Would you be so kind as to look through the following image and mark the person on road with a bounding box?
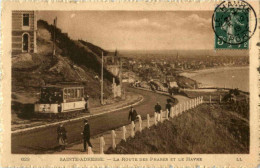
[82,119,92,152]
[154,102,161,121]
[165,99,172,117]
[128,106,137,122]
[128,106,138,122]
[57,124,67,151]
[84,94,90,113]
[128,106,138,130]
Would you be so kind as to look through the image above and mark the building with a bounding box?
[104,52,121,76]
[122,71,136,83]
[12,11,37,56]
[104,51,123,98]
[106,65,120,77]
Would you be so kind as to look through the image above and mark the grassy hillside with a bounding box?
[12,20,120,120]
[106,103,249,154]
[78,40,108,57]
[37,20,118,84]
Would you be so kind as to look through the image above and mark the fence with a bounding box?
[203,94,249,104]
[87,96,204,154]
[133,85,249,103]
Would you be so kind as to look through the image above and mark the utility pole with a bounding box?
[119,57,123,98]
[118,51,124,98]
[120,57,122,84]
[101,51,104,105]
[53,17,57,58]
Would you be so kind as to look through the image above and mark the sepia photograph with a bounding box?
[10,8,252,155]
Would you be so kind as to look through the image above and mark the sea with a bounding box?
[190,67,249,92]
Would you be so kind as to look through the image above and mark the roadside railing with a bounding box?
[88,96,204,154]
[88,86,249,154]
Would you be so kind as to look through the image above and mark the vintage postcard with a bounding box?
[1,0,260,167]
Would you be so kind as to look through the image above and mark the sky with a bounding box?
[37,11,216,51]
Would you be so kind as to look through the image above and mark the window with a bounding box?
[22,33,29,52]
[23,14,29,26]
[68,89,71,98]
[77,89,80,98]
[74,89,77,98]
[79,89,83,98]
[64,89,67,99]
[71,89,75,98]
[82,88,84,97]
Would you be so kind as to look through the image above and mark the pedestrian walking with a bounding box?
[165,99,172,117]
[57,124,67,151]
[84,94,90,113]
[81,119,92,152]
[154,102,161,121]
[128,106,138,130]
[128,106,138,122]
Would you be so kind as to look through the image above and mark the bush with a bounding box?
[224,100,249,120]
[229,88,240,96]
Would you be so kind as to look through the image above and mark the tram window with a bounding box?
[69,89,73,98]
[79,88,82,98]
[81,88,83,98]
[70,89,72,98]
[57,91,63,103]
[72,89,75,98]
[68,89,71,98]
[64,89,68,99]
[79,89,82,98]
[74,89,77,98]
[77,89,80,98]
[70,89,73,98]
[73,89,76,98]
[72,89,74,98]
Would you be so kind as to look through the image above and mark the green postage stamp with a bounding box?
[213,1,257,49]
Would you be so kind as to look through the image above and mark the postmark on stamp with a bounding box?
[212,0,257,49]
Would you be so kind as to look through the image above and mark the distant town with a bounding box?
[120,53,249,90]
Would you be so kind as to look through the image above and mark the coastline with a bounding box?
[181,66,249,78]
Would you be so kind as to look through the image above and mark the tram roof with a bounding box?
[43,84,84,89]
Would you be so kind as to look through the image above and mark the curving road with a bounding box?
[11,87,188,154]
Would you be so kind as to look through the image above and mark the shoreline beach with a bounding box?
[181,66,249,78]
[181,66,249,92]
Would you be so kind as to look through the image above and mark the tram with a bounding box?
[34,83,87,117]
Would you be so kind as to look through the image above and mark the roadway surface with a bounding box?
[11,87,176,154]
